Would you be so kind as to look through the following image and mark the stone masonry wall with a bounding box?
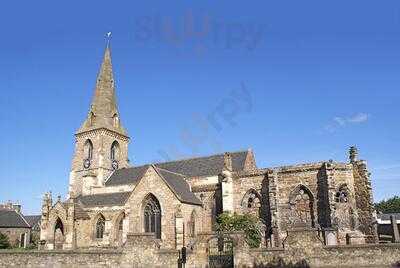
[0,227,31,247]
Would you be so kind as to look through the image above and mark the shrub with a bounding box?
[216,213,262,248]
[0,232,11,249]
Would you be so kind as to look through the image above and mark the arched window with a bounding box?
[96,215,106,239]
[143,194,161,239]
[89,112,95,126]
[113,114,119,128]
[110,141,120,161]
[241,189,262,217]
[289,185,315,228]
[84,140,93,160]
[335,184,349,203]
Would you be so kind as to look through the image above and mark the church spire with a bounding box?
[77,42,128,136]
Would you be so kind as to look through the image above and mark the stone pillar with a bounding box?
[220,153,234,214]
[267,170,281,247]
[175,206,184,249]
[391,215,400,243]
[324,161,337,227]
[64,199,76,250]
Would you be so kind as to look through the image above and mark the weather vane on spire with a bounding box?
[106,32,112,47]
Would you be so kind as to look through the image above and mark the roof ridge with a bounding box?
[151,165,201,206]
[16,210,31,228]
[154,150,249,166]
[155,167,186,177]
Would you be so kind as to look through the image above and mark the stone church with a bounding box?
[39,44,377,251]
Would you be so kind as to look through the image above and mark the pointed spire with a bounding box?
[77,42,128,136]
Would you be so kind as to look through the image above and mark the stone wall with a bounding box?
[0,227,30,247]
[1,230,400,267]
[0,250,122,267]
[235,229,400,268]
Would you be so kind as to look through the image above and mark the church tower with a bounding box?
[68,44,130,197]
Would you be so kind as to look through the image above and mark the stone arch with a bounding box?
[110,141,120,161]
[84,139,93,160]
[289,184,316,228]
[113,211,126,246]
[142,194,162,239]
[241,189,262,217]
[53,217,65,250]
[112,113,119,128]
[93,213,106,240]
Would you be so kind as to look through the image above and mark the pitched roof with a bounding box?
[77,192,131,208]
[156,168,202,206]
[77,45,127,136]
[105,151,251,187]
[0,209,30,228]
[24,215,41,228]
[155,151,250,178]
[377,213,400,221]
[105,165,149,186]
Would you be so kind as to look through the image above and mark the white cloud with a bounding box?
[347,113,369,123]
[325,113,370,132]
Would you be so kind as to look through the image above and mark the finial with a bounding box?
[349,146,358,163]
[223,152,233,172]
[106,32,112,47]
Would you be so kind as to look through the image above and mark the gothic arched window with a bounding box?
[335,184,349,203]
[111,141,120,161]
[241,189,261,217]
[96,215,105,239]
[289,185,315,228]
[189,211,197,238]
[113,114,119,128]
[84,139,93,160]
[143,194,161,239]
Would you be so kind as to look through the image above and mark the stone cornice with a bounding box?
[191,184,219,193]
[75,128,130,142]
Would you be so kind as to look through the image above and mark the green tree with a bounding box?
[375,196,400,214]
[215,213,262,248]
[0,232,11,249]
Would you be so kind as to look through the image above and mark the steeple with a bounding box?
[77,44,128,136]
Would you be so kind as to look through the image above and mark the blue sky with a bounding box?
[0,1,399,214]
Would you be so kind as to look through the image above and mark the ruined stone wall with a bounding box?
[275,163,324,235]
[353,160,377,242]
[235,229,400,268]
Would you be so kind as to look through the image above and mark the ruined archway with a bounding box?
[289,185,315,228]
[54,218,65,250]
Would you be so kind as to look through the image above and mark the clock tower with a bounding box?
[68,44,130,197]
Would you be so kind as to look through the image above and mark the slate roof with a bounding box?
[156,168,202,206]
[77,192,131,207]
[377,213,400,221]
[105,151,250,187]
[0,209,30,228]
[105,165,149,186]
[24,215,41,228]
[155,151,249,178]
